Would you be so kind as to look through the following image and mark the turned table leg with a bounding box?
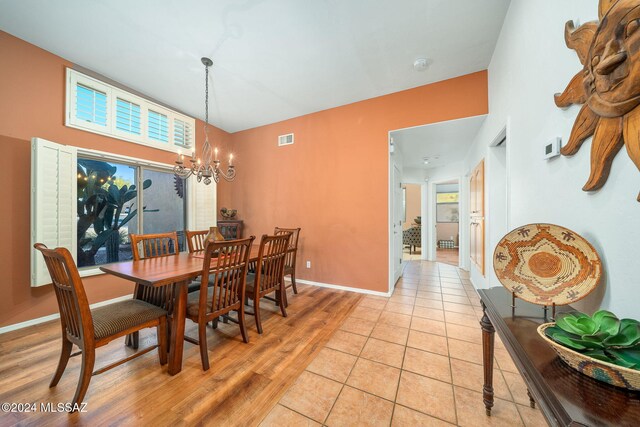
[480,301,495,416]
[527,389,536,408]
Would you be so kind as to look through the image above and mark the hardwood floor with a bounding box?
[436,248,459,266]
[0,284,362,426]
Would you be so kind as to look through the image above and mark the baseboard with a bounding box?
[0,295,132,335]
[289,278,392,297]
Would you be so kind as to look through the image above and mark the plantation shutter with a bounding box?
[31,138,77,287]
[173,118,193,148]
[190,176,216,230]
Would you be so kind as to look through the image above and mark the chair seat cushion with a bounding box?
[188,279,202,293]
[187,289,239,317]
[91,299,167,340]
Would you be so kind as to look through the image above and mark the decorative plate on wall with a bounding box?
[493,224,602,306]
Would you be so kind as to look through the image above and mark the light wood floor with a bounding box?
[436,248,459,266]
[0,284,361,426]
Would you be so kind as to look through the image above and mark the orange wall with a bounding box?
[0,32,230,327]
[217,71,488,292]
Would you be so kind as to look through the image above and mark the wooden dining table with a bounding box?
[100,246,261,375]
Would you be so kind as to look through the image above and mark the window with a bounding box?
[76,84,107,127]
[66,68,195,154]
[31,138,217,285]
[115,98,141,135]
[436,192,459,203]
[148,110,169,143]
[76,156,187,268]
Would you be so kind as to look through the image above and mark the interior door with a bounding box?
[470,160,485,275]
[393,165,403,281]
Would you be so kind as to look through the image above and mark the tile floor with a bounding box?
[259,260,548,427]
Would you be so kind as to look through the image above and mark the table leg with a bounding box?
[168,281,188,375]
[527,389,536,408]
[480,301,495,416]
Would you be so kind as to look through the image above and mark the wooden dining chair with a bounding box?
[184,236,255,370]
[185,229,209,253]
[274,227,301,295]
[245,233,291,334]
[34,243,167,408]
[128,232,179,348]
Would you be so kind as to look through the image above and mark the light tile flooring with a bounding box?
[259,260,548,427]
[403,247,422,261]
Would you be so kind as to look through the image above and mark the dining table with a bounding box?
[100,246,261,375]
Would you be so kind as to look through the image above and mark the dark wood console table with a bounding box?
[478,287,640,427]
[217,220,243,240]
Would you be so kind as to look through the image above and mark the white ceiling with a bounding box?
[0,0,510,132]
[392,115,487,169]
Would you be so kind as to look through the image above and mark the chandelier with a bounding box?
[173,57,235,185]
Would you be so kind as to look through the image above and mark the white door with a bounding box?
[393,165,403,282]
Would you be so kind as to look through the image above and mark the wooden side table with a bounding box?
[217,220,243,240]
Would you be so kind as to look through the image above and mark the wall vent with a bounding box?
[278,133,294,146]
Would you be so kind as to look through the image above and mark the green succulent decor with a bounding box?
[544,310,640,371]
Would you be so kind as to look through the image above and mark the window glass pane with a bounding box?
[142,169,187,251]
[76,84,107,126]
[116,98,141,135]
[148,110,169,143]
[77,157,140,268]
[436,192,459,203]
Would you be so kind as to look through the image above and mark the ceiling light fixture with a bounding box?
[174,57,235,185]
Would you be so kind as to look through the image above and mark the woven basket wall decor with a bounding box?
[493,224,602,306]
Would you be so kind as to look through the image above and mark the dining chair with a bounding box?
[34,243,167,408]
[128,231,179,348]
[184,236,255,370]
[185,229,209,253]
[274,227,301,296]
[245,233,291,334]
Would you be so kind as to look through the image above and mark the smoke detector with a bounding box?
[413,57,430,71]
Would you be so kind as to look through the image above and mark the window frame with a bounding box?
[66,68,196,155]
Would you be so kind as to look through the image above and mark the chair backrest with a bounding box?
[130,232,179,260]
[185,229,209,253]
[33,244,93,345]
[254,233,291,296]
[199,236,255,317]
[274,227,301,268]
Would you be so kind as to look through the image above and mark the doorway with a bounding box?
[402,183,422,261]
[434,180,460,266]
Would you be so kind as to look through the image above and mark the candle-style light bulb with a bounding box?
[229,153,233,166]
[214,147,218,161]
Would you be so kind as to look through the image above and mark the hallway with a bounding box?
[260,260,546,426]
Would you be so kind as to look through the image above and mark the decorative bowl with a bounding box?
[220,207,237,219]
[414,216,421,225]
[537,323,640,391]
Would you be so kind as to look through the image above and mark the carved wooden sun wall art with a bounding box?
[555,0,640,201]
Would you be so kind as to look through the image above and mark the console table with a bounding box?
[478,287,640,427]
[217,220,243,240]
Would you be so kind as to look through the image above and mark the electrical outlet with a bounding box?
[306,261,311,269]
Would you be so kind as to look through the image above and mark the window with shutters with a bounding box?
[32,137,216,283]
[148,110,169,143]
[66,68,195,154]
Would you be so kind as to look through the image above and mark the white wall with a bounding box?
[465,0,639,317]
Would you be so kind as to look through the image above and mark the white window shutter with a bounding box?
[189,177,216,230]
[31,138,77,287]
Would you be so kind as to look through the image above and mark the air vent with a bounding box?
[278,133,294,146]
